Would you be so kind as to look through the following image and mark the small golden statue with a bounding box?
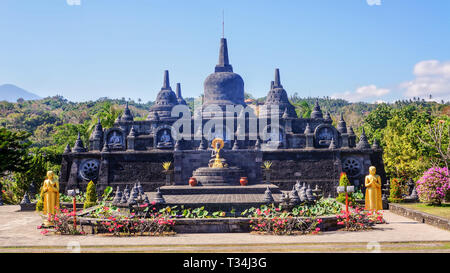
[364,166,383,211]
[40,171,60,217]
[210,138,226,168]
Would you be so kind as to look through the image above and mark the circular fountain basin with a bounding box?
[192,166,246,186]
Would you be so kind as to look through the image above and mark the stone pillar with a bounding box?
[97,155,110,193]
[340,133,349,148]
[127,136,135,150]
[66,159,80,192]
[89,138,102,151]
[305,133,314,149]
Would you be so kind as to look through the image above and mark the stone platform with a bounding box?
[147,184,283,212]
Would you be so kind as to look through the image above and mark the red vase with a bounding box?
[240,177,248,186]
[189,177,197,187]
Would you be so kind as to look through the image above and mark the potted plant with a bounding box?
[261,161,273,184]
[162,161,173,186]
[240,177,248,186]
[189,177,197,187]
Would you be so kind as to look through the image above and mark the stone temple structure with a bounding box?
[59,37,385,210]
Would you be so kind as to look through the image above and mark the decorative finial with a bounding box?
[232,139,240,150]
[215,38,233,72]
[329,137,337,149]
[356,128,371,149]
[222,9,225,39]
[64,144,71,154]
[274,68,282,88]
[176,83,187,105]
[162,70,171,90]
[304,123,312,134]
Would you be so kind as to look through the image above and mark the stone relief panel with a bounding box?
[105,128,125,150]
[78,159,100,181]
[342,156,363,178]
[314,124,337,148]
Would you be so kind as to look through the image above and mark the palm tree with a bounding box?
[87,102,123,136]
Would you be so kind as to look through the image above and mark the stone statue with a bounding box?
[40,171,60,217]
[364,166,382,211]
[109,131,121,145]
[157,130,173,148]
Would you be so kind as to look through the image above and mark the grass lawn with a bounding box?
[398,203,450,220]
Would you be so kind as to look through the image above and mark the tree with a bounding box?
[361,104,393,144]
[382,107,432,180]
[0,128,32,176]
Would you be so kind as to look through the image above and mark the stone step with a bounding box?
[156,184,281,195]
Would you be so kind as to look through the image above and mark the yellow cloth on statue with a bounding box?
[41,179,60,215]
[364,174,382,211]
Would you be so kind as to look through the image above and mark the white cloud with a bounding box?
[331,85,390,103]
[400,60,450,101]
[366,0,381,6]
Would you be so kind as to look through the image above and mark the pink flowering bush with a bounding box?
[249,216,321,235]
[97,215,175,236]
[416,167,450,205]
[336,207,385,231]
[47,207,86,235]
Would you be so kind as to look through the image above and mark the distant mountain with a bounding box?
[0,84,41,102]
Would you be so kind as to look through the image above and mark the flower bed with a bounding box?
[37,198,353,235]
[336,207,385,231]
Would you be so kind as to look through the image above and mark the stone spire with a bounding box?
[263,186,274,203]
[64,144,71,154]
[198,138,208,150]
[372,138,380,150]
[215,38,233,72]
[324,112,332,123]
[356,128,371,149]
[282,108,289,119]
[121,102,134,121]
[273,68,282,88]
[270,81,274,90]
[72,132,86,153]
[148,70,178,120]
[289,185,300,205]
[329,137,337,149]
[90,118,103,139]
[153,188,166,204]
[128,126,137,137]
[162,70,171,90]
[232,139,240,150]
[254,137,261,150]
[175,83,187,105]
[101,141,110,152]
[310,100,323,119]
[337,113,347,134]
[20,192,31,204]
[348,126,355,136]
[304,123,312,134]
[260,68,297,118]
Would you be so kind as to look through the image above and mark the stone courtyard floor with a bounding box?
[0,205,450,253]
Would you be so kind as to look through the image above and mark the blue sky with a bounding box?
[1,0,450,103]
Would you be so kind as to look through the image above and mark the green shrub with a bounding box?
[36,196,44,212]
[388,178,403,203]
[336,172,355,205]
[83,181,97,209]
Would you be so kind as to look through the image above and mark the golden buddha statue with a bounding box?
[210,138,226,168]
[364,166,383,211]
[40,171,60,216]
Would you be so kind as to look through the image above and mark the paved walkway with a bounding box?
[0,205,449,252]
